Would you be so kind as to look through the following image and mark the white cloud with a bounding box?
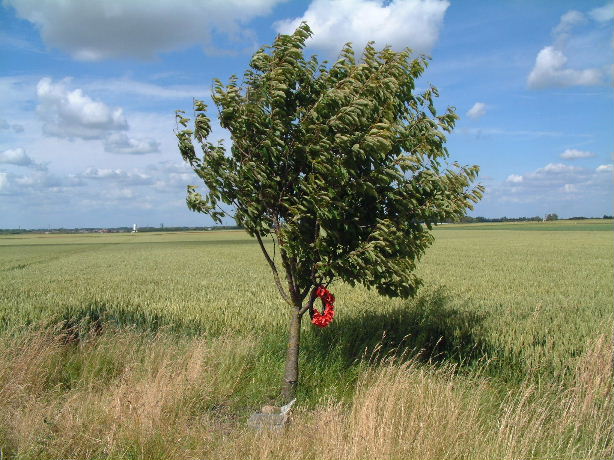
[0,160,197,211]
[560,148,595,159]
[0,147,47,170]
[589,3,614,22]
[34,77,163,155]
[37,77,128,139]
[107,188,135,200]
[466,102,487,119]
[14,173,60,188]
[103,133,159,155]
[541,162,582,174]
[5,0,284,61]
[275,0,449,55]
[562,183,578,193]
[527,46,602,89]
[0,170,84,195]
[495,162,612,206]
[506,174,523,183]
[527,5,611,89]
[553,10,586,37]
[0,148,31,166]
[79,167,154,185]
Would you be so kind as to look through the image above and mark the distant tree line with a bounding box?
[1,217,611,235]
[456,216,543,223]
[454,214,613,223]
[0,225,244,235]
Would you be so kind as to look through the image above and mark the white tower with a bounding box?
[132,224,138,233]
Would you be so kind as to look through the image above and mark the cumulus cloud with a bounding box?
[37,77,127,139]
[79,167,153,185]
[103,133,160,155]
[0,161,198,207]
[527,6,610,89]
[0,170,84,195]
[540,162,582,174]
[0,148,47,170]
[466,102,487,119]
[0,148,31,166]
[5,0,284,61]
[14,172,61,188]
[506,174,523,183]
[275,0,449,55]
[34,77,161,154]
[527,46,602,88]
[497,161,612,206]
[560,148,595,159]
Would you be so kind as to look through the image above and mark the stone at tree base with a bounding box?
[261,405,279,415]
[247,399,296,430]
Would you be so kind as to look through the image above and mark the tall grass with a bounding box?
[0,328,610,459]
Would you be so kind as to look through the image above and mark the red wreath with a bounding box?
[310,285,335,328]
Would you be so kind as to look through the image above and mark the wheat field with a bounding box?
[0,220,612,459]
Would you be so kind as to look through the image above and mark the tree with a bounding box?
[176,24,483,401]
[545,213,558,221]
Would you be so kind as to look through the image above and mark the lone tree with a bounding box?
[176,24,483,400]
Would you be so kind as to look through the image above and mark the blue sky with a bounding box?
[1,0,612,228]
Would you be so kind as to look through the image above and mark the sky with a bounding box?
[0,0,612,229]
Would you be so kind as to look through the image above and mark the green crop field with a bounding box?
[0,220,612,459]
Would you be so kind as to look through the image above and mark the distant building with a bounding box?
[132,224,138,233]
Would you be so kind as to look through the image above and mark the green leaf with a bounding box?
[176,24,482,301]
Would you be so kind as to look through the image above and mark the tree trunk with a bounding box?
[282,308,302,401]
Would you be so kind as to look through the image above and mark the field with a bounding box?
[0,220,612,459]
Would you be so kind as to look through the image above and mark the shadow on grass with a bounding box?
[53,288,499,370]
[289,287,528,403]
[303,287,492,369]
[51,300,209,343]
[41,287,524,405]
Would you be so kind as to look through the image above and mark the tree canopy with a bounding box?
[177,23,483,303]
[177,23,483,398]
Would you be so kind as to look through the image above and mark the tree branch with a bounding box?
[298,287,318,316]
[280,248,298,304]
[273,215,299,305]
[255,231,292,306]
